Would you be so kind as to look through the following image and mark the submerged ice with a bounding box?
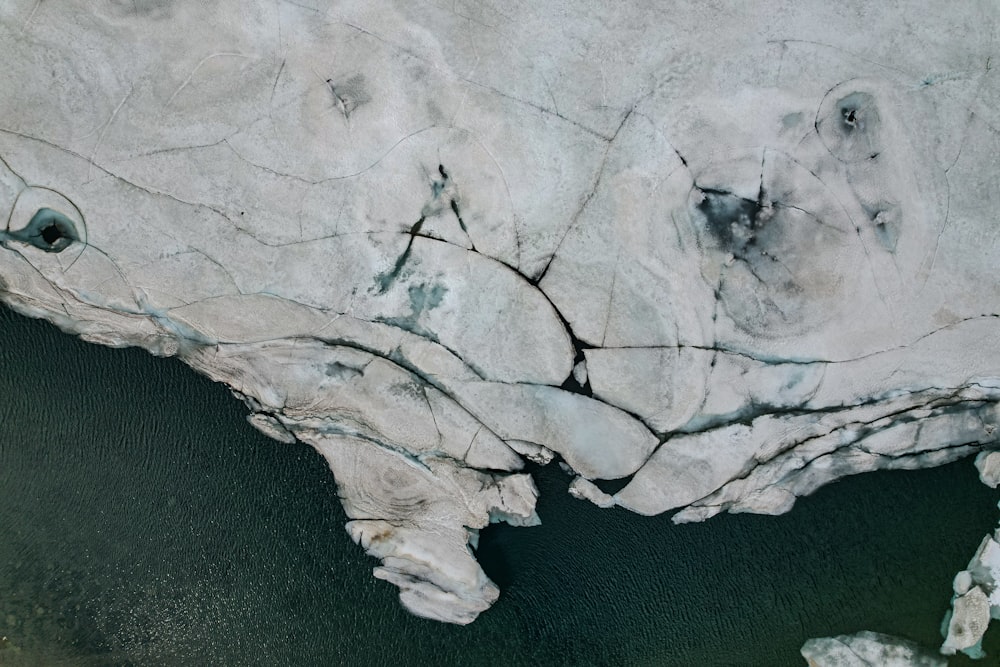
[1,0,998,626]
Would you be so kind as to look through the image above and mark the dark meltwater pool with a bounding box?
[1,306,997,666]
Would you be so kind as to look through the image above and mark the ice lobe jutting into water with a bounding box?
[0,0,998,625]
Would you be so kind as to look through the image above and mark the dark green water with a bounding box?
[1,305,997,667]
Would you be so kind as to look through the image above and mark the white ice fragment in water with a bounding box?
[975,451,1000,488]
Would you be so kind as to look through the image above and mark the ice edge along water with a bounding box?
[0,0,998,626]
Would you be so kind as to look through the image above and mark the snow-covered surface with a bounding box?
[1,0,998,623]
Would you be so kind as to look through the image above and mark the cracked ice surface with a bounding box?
[1,0,999,624]
[801,631,946,667]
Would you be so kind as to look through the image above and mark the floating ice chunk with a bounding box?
[976,451,1000,488]
[801,631,945,666]
[942,586,990,655]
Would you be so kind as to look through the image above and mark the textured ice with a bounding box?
[801,631,946,667]
[940,498,1000,657]
[1,0,998,623]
